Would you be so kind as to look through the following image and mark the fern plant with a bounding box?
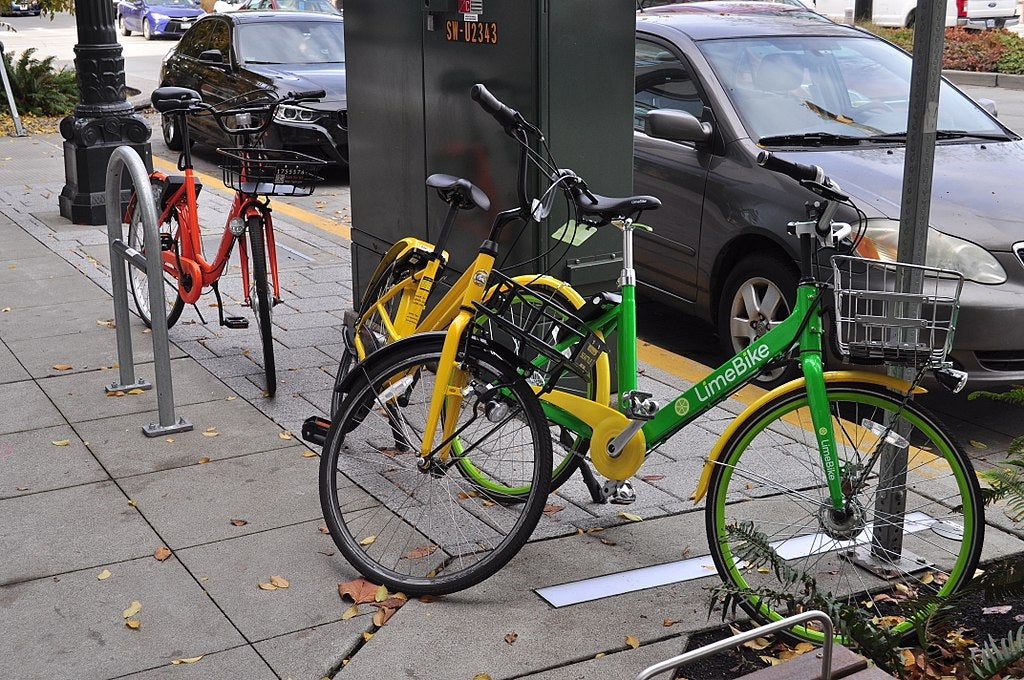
[969,625,1024,679]
[0,47,78,117]
[968,386,1024,521]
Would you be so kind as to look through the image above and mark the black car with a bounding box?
[158,11,347,165]
[633,2,1024,386]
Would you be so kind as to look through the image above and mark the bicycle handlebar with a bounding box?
[757,151,849,203]
[150,86,325,137]
[471,84,522,133]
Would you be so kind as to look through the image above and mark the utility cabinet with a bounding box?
[344,0,635,299]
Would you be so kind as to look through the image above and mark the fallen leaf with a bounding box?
[742,637,771,651]
[402,544,438,560]
[599,538,617,546]
[472,675,491,680]
[969,440,988,450]
[51,440,71,447]
[457,490,478,500]
[230,519,248,526]
[153,546,172,561]
[901,649,916,667]
[270,576,289,589]
[625,635,640,649]
[97,569,112,581]
[418,594,442,603]
[122,601,142,618]
[793,642,815,654]
[374,585,389,602]
[481,500,495,507]
[618,512,643,522]
[257,582,278,591]
[202,428,220,437]
[318,526,330,534]
[1,307,9,313]
[759,656,782,667]
[127,499,137,507]
[279,431,293,440]
[52,363,73,371]
[543,504,564,515]
[663,618,680,627]
[359,535,377,546]
[125,619,141,630]
[97,319,115,328]
[640,474,665,481]
[587,527,604,533]
[338,577,383,604]
[594,653,606,659]
[504,632,518,645]
[171,656,203,665]
[341,604,359,620]
[126,388,145,395]
[164,438,174,443]
[105,390,125,397]
[362,631,373,642]
[225,396,237,401]
[302,450,317,458]
[197,457,211,464]
[983,605,1012,615]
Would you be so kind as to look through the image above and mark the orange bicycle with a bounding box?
[123,86,327,397]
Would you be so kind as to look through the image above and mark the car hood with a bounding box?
[246,64,346,110]
[786,141,1024,252]
[149,5,204,16]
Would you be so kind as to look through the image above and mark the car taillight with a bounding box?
[957,0,966,18]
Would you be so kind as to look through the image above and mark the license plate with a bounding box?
[987,18,996,28]
[180,21,192,28]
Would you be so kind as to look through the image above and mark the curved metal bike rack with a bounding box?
[635,610,835,680]
[104,146,193,437]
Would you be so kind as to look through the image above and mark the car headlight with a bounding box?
[150,12,169,20]
[274,104,322,124]
[853,217,1006,284]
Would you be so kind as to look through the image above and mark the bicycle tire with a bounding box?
[705,380,984,642]
[320,333,552,595]
[125,190,184,329]
[247,215,277,397]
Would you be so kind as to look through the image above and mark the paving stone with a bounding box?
[272,325,347,351]
[0,253,78,283]
[253,619,375,680]
[0,424,108,500]
[120,445,321,547]
[0,229,49,260]
[175,520,361,641]
[0,555,245,679]
[73,397,293,478]
[113,645,277,680]
[273,310,345,331]
[0,273,110,309]
[520,636,689,680]
[40,357,233,424]
[0,341,29,384]
[0,481,158,584]
[279,294,352,314]
[0,379,64,435]
[0,297,116,343]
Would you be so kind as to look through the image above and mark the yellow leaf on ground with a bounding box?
[226,396,237,401]
[171,656,203,665]
[663,618,681,627]
[125,619,141,630]
[372,608,386,627]
[362,631,373,642]
[341,604,359,620]
[51,440,71,447]
[269,576,289,589]
[901,649,916,667]
[126,388,145,395]
[593,653,605,659]
[504,632,518,645]
[164,438,174,443]
[153,546,172,561]
[105,390,125,397]
[472,675,491,680]
[258,582,278,591]
[618,512,643,522]
[52,364,73,371]
[279,430,293,440]
[127,499,137,507]
[793,642,815,654]
[759,656,782,667]
[96,319,115,328]
[197,457,211,464]
[1,307,10,313]
[202,430,219,438]
[359,535,376,546]
[742,637,771,651]
[625,635,640,649]
[374,585,389,602]
[97,569,112,581]
[230,518,248,526]
[122,601,142,618]
[303,450,317,458]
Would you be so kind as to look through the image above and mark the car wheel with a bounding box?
[717,252,800,387]
[118,15,131,36]
[143,18,153,40]
[162,113,186,152]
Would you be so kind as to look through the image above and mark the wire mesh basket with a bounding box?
[472,271,606,385]
[832,255,963,366]
[218,148,326,197]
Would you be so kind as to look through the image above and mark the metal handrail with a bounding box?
[635,610,835,680]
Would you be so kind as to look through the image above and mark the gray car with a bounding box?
[633,2,1024,386]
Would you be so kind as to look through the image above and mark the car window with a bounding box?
[634,38,707,130]
[208,20,232,63]
[699,35,1006,141]
[237,20,345,64]
[178,18,214,58]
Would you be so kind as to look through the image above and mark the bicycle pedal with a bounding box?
[600,479,636,505]
[222,316,249,329]
[301,416,331,447]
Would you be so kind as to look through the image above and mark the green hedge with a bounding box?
[866,25,1024,75]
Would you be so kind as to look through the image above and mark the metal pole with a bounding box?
[0,42,26,137]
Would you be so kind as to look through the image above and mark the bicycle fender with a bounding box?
[362,238,447,303]
[690,370,927,503]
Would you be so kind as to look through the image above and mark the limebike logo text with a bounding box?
[693,343,771,403]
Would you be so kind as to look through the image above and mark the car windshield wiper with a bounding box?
[758,132,867,147]
[867,129,1014,142]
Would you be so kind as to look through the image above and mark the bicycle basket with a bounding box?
[831,255,963,366]
[472,271,606,384]
[218,148,326,197]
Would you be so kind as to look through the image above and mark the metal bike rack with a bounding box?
[104,146,193,437]
[635,610,835,680]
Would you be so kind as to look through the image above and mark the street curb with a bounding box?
[945,69,1024,90]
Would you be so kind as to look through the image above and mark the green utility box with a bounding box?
[344,0,635,300]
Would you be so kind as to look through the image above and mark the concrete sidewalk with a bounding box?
[1,130,1022,680]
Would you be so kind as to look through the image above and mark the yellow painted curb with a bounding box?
[635,340,767,406]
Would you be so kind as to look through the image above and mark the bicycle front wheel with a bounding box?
[706,380,983,641]
[320,334,552,596]
[247,215,276,397]
[125,190,184,328]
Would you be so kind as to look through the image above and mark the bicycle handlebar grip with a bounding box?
[756,151,822,184]
[288,89,326,101]
[471,83,519,130]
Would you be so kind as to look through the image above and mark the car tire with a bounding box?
[162,113,185,152]
[716,252,800,388]
[118,15,131,36]
[143,18,154,40]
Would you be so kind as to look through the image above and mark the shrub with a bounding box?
[864,24,1024,75]
[0,47,78,117]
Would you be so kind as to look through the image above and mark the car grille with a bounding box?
[165,19,194,32]
[976,350,1024,372]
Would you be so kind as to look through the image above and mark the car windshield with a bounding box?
[237,20,345,65]
[159,0,198,6]
[698,35,1008,144]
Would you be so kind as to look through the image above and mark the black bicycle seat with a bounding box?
[426,173,490,211]
[576,192,661,224]
[151,87,203,114]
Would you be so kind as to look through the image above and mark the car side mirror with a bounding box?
[198,49,227,68]
[975,97,998,117]
[644,109,712,145]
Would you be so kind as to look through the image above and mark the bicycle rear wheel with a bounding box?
[320,334,552,595]
[247,215,276,397]
[125,190,184,328]
[705,380,984,642]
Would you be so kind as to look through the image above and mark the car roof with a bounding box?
[225,9,343,24]
[637,1,859,39]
